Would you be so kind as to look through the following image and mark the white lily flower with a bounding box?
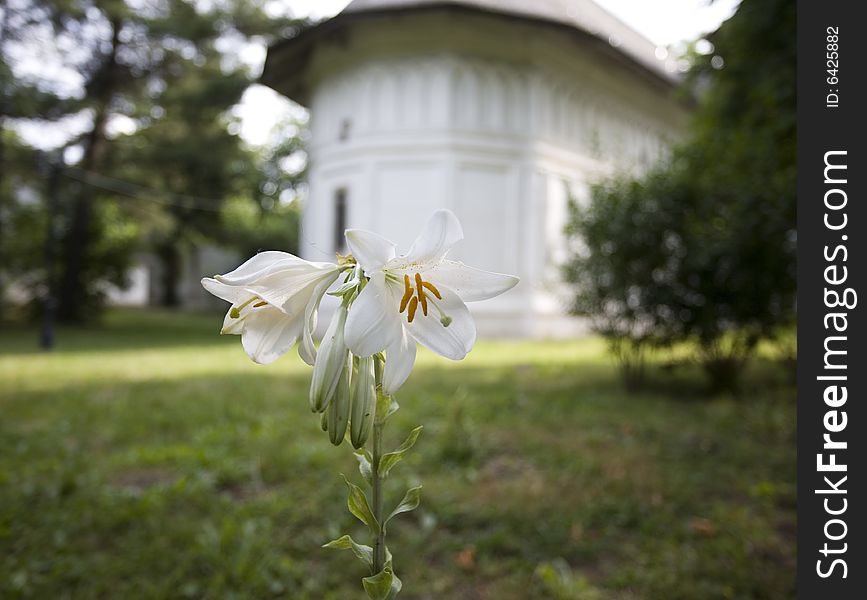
[201,251,340,365]
[344,209,519,394]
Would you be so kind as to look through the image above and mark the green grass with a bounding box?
[0,310,795,599]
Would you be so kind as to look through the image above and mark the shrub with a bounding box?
[563,0,795,392]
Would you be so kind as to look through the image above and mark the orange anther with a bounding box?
[399,286,413,313]
[421,280,442,300]
[407,297,419,323]
[414,273,428,315]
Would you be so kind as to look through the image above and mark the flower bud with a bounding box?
[309,304,349,412]
[350,356,376,449]
[328,353,352,446]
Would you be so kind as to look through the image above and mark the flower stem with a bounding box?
[371,417,386,573]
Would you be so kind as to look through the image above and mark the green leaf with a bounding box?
[379,427,423,478]
[385,397,400,419]
[342,475,379,534]
[322,534,373,569]
[375,387,398,425]
[386,572,403,600]
[354,450,373,487]
[362,565,394,600]
[386,485,422,524]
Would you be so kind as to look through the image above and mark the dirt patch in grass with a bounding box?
[111,467,177,491]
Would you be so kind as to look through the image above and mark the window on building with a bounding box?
[339,118,352,141]
[334,188,347,252]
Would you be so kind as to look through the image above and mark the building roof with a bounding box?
[261,0,674,104]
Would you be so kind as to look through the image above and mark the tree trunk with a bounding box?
[0,7,9,323]
[157,242,182,308]
[0,116,6,324]
[56,18,121,322]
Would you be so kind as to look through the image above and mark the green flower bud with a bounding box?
[350,356,376,449]
[328,353,352,446]
[309,304,349,412]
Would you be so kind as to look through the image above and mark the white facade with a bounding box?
[264,3,688,337]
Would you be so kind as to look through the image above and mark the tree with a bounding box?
[220,114,308,259]
[563,173,689,391]
[107,71,307,307]
[0,131,45,320]
[105,65,252,306]
[49,0,229,320]
[2,0,301,320]
[564,0,795,391]
[0,0,83,320]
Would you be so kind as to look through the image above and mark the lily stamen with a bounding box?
[430,298,452,327]
[399,292,413,313]
[421,280,442,300]
[230,295,262,318]
[415,273,428,316]
[395,271,453,326]
[407,296,419,322]
[399,275,414,312]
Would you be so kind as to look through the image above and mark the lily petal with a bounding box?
[382,328,417,395]
[298,274,339,366]
[220,299,255,334]
[202,277,250,305]
[405,285,475,360]
[345,273,402,357]
[215,251,304,285]
[403,209,464,263]
[345,229,397,272]
[428,260,520,302]
[239,305,304,364]
[247,264,339,312]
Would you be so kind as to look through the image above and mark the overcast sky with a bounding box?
[285,0,739,44]
[12,0,740,151]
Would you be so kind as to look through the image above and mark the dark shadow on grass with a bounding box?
[613,356,797,402]
[0,308,231,355]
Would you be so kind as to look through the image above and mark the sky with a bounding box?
[285,0,739,44]
[11,0,740,151]
[236,0,740,146]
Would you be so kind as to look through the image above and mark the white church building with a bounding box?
[261,0,689,337]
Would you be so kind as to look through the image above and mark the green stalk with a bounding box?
[370,353,388,574]
[371,417,386,573]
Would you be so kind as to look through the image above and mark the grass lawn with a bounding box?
[0,310,795,599]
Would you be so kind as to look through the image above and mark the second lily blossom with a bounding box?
[201,251,340,365]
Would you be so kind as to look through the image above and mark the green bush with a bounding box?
[563,0,795,391]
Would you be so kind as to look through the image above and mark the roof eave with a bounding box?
[260,4,680,107]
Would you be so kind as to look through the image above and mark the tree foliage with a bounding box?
[564,0,796,391]
[1,0,306,319]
